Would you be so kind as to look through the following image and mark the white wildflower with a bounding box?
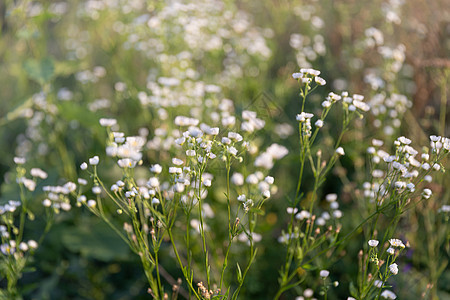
[319,270,329,278]
[381,290,397,299]
[99,118,117,127]
[287,207,298,214]
[89,156,99,165]
[150,164,162,173]
[336,147,345,156]
[315,119,324,128]
[368,240,379,247]
[389,238,405,248]
[389,263,398,275]
[30,168,48,179]
[231,173,244,186]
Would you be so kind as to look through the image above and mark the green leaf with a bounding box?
[23,57,55,85]
[437,259,448,277]
[61,221,129,261]
[57,101,101,129]
[54,60,83,77]
[296,245,303,261]
[249,207,265,215]
[16,28,39,40]
[236,263,242,283]
[349,281,359,298]
[0,289,12,300]
[301,264,314,270]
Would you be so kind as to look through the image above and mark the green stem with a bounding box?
[17,186,27,244]
[231,247,258,300]
[167,228,201,299]
[186,210,192,299]
[198,196,209,288]
[220,160,232,291]
[439,70,449,137]
[155,249,163,298]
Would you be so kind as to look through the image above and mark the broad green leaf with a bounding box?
[57,101,100,129]
[61,221,129,261]
[350,281,359,298]
[23,57,54,85]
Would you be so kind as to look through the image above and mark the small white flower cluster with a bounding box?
[278,232,299,244]
[368,93,412,136]
[111,179,161,214]
[363,136,443,206]
[190,219,209,234]
[30,168,48,179]
[237,232,262,245]
[83,98,281,236]
[104,127,146,169]
[80,156,100,170]
[378,44,406,72]
[429,135,450,154]
[238,175,275,212]
[295,288,316,300]
[74,66,107,85]
[0,225,8,238]
[254,143,289,169]
[42,182,77,212]
[13,157,26,165]
[148,104,266,163]
[361,19,406,93]
[174,116,200,127]
[322,92,341,108]
[340,91,370,112]
[364,27,384,48]
[16,177,36,192]
[14,164,47,192]
[292,68,325,86]
[325,193,343,219]
[296,112,314,137]
[0,239,38,256]
[99,118,117,127]
[380,290,397,299]
[74,0,271,88]
[274,123,294,139]
[241,110,265,133]
[290,14,327,68]
[438,205,450,213]
[148,124,221,206]
[366,237,406,294]
[286,207,298,215]
[388,238,406,249]
[242,198,254,213]
[283,194,343,233]
[12,93,60,160]
[0,200,21,215]
[294,89,370,142]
